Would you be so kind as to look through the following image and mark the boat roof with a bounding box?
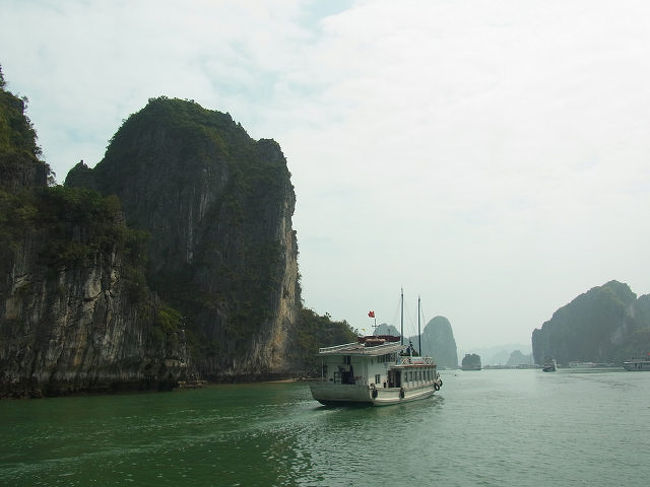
[318,340,404,356]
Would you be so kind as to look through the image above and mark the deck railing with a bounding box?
[398,356,435,365]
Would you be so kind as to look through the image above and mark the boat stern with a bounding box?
[309,382,374,406]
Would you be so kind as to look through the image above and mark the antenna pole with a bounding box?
[400,287,404,345]
[418,296,422,356]
[418,295,422,355]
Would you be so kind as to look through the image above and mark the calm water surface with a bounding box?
[1,369,649,486]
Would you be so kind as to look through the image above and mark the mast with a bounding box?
[400,287,404,345]
[418,295,422,355]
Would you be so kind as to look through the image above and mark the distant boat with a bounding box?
[623,357,650,371]
[542,358,557,372]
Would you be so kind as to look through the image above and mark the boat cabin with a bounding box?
[318,336,436,390]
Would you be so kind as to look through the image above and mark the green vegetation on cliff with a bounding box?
[0,68,188,397]
[1,69,352,392]
[67,96,313,379]
[0,65,50,192]
[289,308,358,375]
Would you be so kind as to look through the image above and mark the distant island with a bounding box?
[461,353,482,371]
[461,344,533,366]
[506,350,533,367]
[532,280,650,366]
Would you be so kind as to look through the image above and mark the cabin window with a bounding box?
[375,374,380,384]
[344,355,351,365]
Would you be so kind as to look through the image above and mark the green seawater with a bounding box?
[1,369,649,486]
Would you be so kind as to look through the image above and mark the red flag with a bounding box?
[368,310,375,318]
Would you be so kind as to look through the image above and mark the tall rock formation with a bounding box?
[0,74,189,398]
[66,97,300,380]
[532,280,650,365]
[375,317,459,368]
[418,316,459,368]
[506,350,533,366]
[374,323,401,337]
[461,353,481,370]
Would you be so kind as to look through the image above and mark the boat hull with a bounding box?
[623,360,650,371]
[309,382,437,407]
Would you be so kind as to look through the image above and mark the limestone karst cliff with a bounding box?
[1,66,357,396]
[67,97,301,380]
[531,280,650,365]
[506,350,533,366]
[418,316,459,369]
[461,353,481,370]
[0,75,189,398]
[374,316,459,368]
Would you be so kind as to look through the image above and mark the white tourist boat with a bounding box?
[309,336,442,406]
[623,357,650,371]
[310,292,443,406]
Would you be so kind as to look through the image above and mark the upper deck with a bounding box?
[318,337,403,356]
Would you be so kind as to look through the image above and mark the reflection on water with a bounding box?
[1,371,649,486]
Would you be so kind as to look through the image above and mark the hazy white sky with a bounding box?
[2,0,650,349]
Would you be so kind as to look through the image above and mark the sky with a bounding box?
[2,0,650,350]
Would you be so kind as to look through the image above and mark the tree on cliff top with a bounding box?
[0,64,51,191]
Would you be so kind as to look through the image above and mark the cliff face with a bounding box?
[0,78,189,397]
[0,225,188,398]
[67,97,300,380]
[532,280,650,365]
[418,316,459,368]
